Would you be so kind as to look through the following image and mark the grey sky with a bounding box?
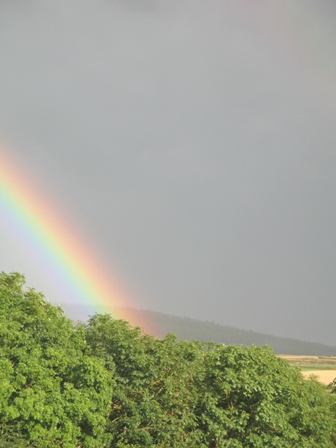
[1,0,335,344]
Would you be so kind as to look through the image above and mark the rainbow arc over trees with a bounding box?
[0,145,154,332]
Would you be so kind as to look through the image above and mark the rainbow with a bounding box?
[0,144,157,334]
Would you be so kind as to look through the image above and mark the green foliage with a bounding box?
[86,316,206,446]
[329,378,336,394]
[1,272,335,447]
[198,345,335,447]
[86,316,335,447]
[0,272,112,447]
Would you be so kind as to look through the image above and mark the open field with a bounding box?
[301,370,336,385]
[278,355,336,385]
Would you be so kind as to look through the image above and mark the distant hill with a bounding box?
[115,308,336,356]
[59,304,336,356]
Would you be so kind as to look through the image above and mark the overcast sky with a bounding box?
[1,0,335,345]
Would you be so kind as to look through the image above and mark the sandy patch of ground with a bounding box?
[302,370,336,385]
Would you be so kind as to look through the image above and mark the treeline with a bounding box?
[115,308,336,356]
[1,272,335,447]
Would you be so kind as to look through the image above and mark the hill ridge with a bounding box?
[58,303,336,355]
[115,307,336,356]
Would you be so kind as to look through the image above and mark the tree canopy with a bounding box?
[0,272,335,447]
[0,272,112,447]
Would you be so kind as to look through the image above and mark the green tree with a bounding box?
[329,378,336,394]
[85,316,336,447]
[0,272,113,447]
[197,344,335,447]
[85,315,205,447]
[1,272,335,447]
